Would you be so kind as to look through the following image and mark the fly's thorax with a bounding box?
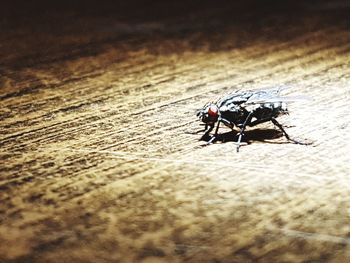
[219,103,240,113]
[219,104,247,126]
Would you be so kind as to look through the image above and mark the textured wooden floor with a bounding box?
[1,1,350,262]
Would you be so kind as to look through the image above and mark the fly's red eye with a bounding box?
[208,105,218,117]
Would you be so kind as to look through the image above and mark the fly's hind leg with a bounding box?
[271,118,308,145]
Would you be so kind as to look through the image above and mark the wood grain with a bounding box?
[1,1,350,262]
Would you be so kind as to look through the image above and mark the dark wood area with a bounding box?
[1,1,350,262]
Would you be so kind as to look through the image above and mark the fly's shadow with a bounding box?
[200,128,289,145]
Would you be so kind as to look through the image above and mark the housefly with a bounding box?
[196,85,309,152]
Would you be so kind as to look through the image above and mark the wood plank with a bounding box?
[1,1,350,262]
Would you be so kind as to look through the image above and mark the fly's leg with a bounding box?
[236,112,253,152]
[199,124,214,140]
[207,121,221,144]
[271,118,307,145]
[204,124,214,136]
[191,125,209,134]
[193,124,208,134]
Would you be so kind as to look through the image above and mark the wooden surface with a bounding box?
[1,1,350,262]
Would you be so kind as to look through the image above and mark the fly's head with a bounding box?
[196,103,219,125]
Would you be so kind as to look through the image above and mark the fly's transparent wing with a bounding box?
[215,85,296,108]
[244,85,292,102]
[249,84,291,95]
[243,95,311,105]
[216,91,252,108]
[218,85,290,103]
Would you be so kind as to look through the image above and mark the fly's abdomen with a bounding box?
[254,102,288,119]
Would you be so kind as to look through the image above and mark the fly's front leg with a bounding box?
[191,124,212,135]
[271,118,308,145]
[199,124,214,140]
[192,124,208,134]
[207,120,221,144]
[204,124,214,136]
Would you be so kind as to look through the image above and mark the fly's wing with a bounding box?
[243,85,292,102]
[215,85,297,111]
[249,84,290,95]
[216,85,291,106]
[242,84,309,105]
[243,95,310,105]
[216,90,254,108]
